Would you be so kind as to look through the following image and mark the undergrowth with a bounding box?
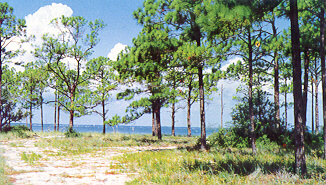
[115,139,326,185]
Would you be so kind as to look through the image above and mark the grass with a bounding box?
[1,129,326,184]
[20,152,42,165]
[114,142,326,185]
[34,132,196,156]
[0,149,13,185]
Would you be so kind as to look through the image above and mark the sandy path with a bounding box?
[0,136,138,185]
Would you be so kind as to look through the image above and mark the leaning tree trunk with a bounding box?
[290,0,307,175]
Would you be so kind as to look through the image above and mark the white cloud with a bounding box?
[107,43,127,61]
[25,3,73,42]
[220,57,243,71]
[9,3,73,68]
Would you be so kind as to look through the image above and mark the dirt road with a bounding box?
[0,136,136,185]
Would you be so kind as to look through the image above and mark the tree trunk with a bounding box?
[69,110,74,128]
[312,79,314,133]
[285,78,288,130]
[198,66,207,150]
[102,99,106,134]
[303,49,309,128]
[0,56,2,131]
[154,99,162,140]
[320,6,326,160]
[26,108,28,127]
[29,101,32,131]
[187,82,192,137]
[171,101,175,136]
[69,93,74,128]
[152,104,156,136]
[274,56,280,127]
[54,92,57,131]
[290,0,307,175]
[272,19,280,129]
[41,97,43,132]
[248,29,257,155]
[171,79,176,136]
[315,77,319,134]
[57,104,60,131]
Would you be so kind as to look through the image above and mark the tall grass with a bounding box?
[115,140,326,184]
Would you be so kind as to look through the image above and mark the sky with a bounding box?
[3,0,314,130]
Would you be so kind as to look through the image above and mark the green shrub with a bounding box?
[207,128,249,148]
[305,132,324,156]
[64,127,81,138]
[2,125,31,138]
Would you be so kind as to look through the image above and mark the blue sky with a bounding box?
[5,0,143,59]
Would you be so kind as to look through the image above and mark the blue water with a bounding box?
[11,123,218,136]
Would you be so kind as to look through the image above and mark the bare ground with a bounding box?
[0,136,146,185]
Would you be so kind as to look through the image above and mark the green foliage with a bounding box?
[231,89,287,144]
[34,15,106,127]
[2,125,31,138]
[207,128,249,148]
[64,127,81,138]
[84,56,117,126]
[0,66,26,129]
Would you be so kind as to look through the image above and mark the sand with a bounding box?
[0,136,139,185]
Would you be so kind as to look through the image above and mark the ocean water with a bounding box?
[11,123,218,136]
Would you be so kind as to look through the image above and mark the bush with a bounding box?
[230,89,288,145]
[2,125,31,138]
[305,132,323,156]
[207,128,249,148]
[64,127,81,138]
[2,125,30,132]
